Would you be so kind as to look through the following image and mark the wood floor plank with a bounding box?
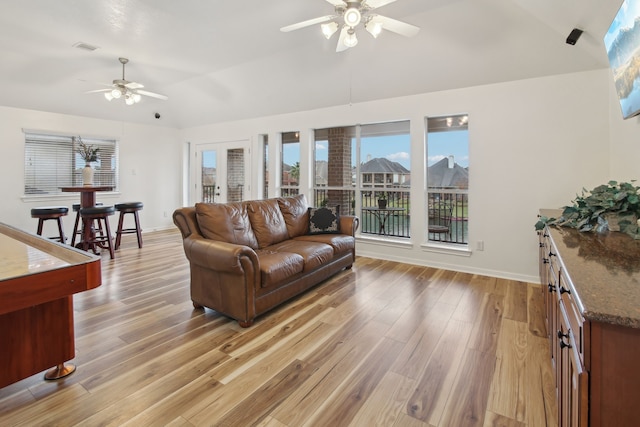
[527,283,547,339]
[212,359,316,427]
[440,348,497,427]
[405,318,473,424]
[349,371,416,427]
[0,229,556,427]
[300,336,405,427]
[185,321,335,425]
[483,410,526,427]
[272,320,390,426]
[487,319,528,422]
[503,280,528,323]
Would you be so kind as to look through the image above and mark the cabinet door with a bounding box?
[558,302,588,427]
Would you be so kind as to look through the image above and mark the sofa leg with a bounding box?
[192,301,204,309]
[238,319,254,328]
[346,265,353,269]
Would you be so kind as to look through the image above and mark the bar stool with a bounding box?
[80,205,115,259]
[71,202,104,247]
[31,206,68,243]
[114,202,143,250]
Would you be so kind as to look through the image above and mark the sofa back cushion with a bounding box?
[277,194,309,238]
[195,202,259,249]
[247,199,289,248]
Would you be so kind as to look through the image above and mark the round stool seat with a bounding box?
[81,206,115,216]
[73,202,103,212]
[115,202,144,211]
[31,206,69,217]
[31,206,68,243]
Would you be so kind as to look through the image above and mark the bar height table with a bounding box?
[60,186,113,251]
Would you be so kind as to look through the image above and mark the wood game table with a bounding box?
[0,223,101,388]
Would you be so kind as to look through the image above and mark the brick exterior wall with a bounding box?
[327,127,352,210]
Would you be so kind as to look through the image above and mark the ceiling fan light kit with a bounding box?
[280,0,419,52]
[86,57,168,106]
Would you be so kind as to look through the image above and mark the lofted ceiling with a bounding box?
[0,0,623,129]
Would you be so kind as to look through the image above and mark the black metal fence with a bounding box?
[427,190,468,244]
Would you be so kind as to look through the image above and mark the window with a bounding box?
[24,132,118,195]
[312,121,411,237]
[281,131,300,197]
[426,114,469,244]
[360,121,411,238]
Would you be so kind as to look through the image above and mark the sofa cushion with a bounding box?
[268,240,334,272]
[195,202,259,249]
[308,206,340,234]
[256,250,304,288]
[247,199,289,248]
[294,234,355,256]
[277,194,309,238]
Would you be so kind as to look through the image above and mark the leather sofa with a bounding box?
[173,194,359,327]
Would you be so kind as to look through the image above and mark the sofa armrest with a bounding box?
[183,235,259,275]
[340,215,359,236]
[173,207,199,238]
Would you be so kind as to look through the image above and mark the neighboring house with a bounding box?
[360,157,410,188]
[427,156,468,189]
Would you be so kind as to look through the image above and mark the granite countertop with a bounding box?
[540,209,640,328]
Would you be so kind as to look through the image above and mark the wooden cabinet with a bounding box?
[538,222,640,426]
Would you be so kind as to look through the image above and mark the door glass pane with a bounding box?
[202,150,217,203]
[226,148,244,203]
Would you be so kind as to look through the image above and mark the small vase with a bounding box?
[82,164,94,186]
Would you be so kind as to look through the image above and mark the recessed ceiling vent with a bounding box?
[72,42,99,52]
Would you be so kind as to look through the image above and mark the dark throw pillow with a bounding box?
[308,206,340,235]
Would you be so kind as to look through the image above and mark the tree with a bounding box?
[290,161,300,184]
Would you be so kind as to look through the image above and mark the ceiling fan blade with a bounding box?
[280,15,335,32]
[125,81,144,89]
[85,89,111,94]
[136,89,168,100]
[336,26,350,52]
[375,15,419,37]
[365,0,397,9]
[325,0,346,6]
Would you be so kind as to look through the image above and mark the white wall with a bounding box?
[0,106,182,236]
[0,69,619,281]
[182,69,612,282]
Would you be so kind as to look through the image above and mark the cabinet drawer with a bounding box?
[559,270,584,363]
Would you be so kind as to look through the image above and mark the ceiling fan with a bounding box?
[280,0,419,52]
[86,57,168,105]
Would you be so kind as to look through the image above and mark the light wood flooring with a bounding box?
[0,229,557,426]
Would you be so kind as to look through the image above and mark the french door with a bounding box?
[191,141,250,204]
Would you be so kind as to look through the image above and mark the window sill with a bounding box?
[21,191,121,203]
[356,234,414,249]
[421,242,471,257]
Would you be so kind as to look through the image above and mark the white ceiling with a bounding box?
[0,0,622,129]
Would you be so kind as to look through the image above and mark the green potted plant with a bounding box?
[535,180,640,239]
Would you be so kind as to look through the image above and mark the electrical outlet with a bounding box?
[476,240,484,251]
[163,211,168,218]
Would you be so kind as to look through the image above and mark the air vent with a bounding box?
[72,42,99,52]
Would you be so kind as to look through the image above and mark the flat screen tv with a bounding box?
[604,0,640,119]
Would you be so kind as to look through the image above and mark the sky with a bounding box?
[604,0,640,50]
